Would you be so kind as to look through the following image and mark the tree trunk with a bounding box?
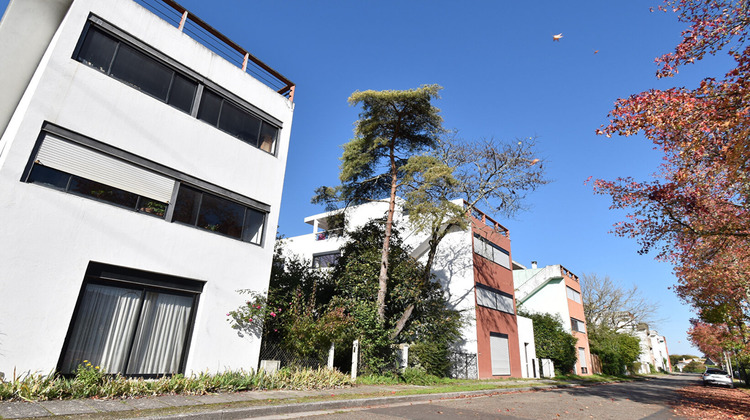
[377,138,398,322]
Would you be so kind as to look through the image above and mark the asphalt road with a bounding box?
[284,374,697,420]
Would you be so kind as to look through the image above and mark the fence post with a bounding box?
[351,339,359,380]
[399,344,409,372]
[327,343,335,369]
[177,11,188,32]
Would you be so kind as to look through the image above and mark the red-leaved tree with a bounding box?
[593,0,750,370]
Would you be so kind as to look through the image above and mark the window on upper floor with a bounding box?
[77,26,197,113]
[26,133,173,218]
[475,284,515,314]
[312,251,340,269]
[571,317,586,333]
[172,185,265,244]
[24,126,268,246]
[566,286,582,304]
[197,89,278,153]
[473,234,511,270]
[74,19,280,155]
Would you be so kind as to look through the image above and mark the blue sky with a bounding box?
[4,0,737,356]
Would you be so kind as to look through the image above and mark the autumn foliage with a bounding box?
[593,0,750,365]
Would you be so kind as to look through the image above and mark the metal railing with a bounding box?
[132,0,295,101]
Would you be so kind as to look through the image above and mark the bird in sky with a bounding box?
[594,50,599,54]
[553,33,563,41]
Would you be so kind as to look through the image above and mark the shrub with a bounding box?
[0,366,352,402]
[400,367,443,385]
[409,341,451,377]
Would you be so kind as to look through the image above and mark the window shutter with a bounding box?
[490,333,511,375]
[476,286,495,308]
[578,348,587,368]
[496,293,515,313]
[36,134,174,202]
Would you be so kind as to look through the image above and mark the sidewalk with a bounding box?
[0,379,573,419]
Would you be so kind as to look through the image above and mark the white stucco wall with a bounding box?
[514,276,570,332]
[517,315,538,378]
[0,0,293,376]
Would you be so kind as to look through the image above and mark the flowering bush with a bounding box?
[227,290,280,338]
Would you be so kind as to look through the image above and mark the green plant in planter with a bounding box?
[140,201,166,217]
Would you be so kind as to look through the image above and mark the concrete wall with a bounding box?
[0,0,73,138]
[0,0,293,376]
[517,315,538,378]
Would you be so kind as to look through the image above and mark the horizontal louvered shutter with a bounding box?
[496,293,515,314]
[476,286,496,308]
[490,333,511,375]
[35,135,174,203]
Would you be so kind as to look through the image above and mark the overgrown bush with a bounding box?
[520,311,577,374]
[409,341,451,377]
[588,327,640,376]
[400,367,444,385]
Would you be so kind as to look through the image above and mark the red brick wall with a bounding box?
[471,216,522,378]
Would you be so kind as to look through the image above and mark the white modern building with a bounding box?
[284,200,539,379]
[629,324,671,374]
[0,0,294,377]
[513,263,592,375]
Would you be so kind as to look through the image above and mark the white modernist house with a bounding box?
[630,324,672,374]
[0,0,294,377]
[513,262,593,376]
[284,200,539,379]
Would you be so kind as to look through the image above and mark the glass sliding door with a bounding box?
[127,292,193,375]
[61,279,198,376]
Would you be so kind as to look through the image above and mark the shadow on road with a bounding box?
[551,374,698,406]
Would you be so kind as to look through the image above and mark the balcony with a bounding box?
[132,0,294,101]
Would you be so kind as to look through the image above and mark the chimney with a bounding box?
[531,261,537,269]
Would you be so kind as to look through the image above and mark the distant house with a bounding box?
[284,200,539,379]
[0,0,294,377]
[628,324,672,373]
[513,263,592,375]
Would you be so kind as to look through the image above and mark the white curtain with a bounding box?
[127,292,193,375]
[61,284,142,374]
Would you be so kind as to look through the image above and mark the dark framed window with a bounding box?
[59,262,203,377]
[173,185,265,244]
[312,251,340,268]
[27,164,168,218]
[24,126,270,246]
[75,20,281,155]
[473,234,511,270]
[198,88,278,153]
[77,25,197,113]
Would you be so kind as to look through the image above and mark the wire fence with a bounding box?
[258,342,325,370]
[449,351,478,379]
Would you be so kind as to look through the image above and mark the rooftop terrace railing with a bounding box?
[133,0,295,102]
